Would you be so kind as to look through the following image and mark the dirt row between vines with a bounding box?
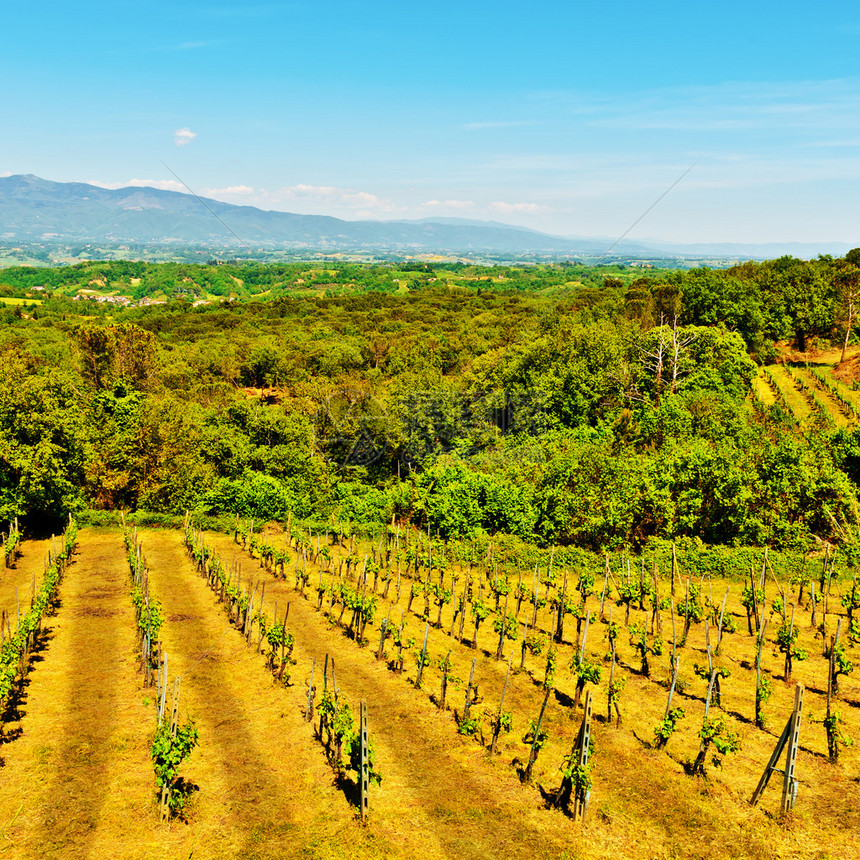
[0,537,54,627]
[0,529,370,860]
[0,529,152,859]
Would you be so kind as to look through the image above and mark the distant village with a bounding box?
[71,292,214,308]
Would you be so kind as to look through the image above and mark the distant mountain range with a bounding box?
[0,174,855,260]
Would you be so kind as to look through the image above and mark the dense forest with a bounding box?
[2,254,860,553]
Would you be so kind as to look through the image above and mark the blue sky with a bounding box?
[4,0,860,244]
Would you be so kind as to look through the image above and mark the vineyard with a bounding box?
[0,520,856,860]
[755,360,860,429]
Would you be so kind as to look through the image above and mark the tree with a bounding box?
[0,347,89,524]
[74,323,157,390]
[835,258,860,365]
[757,257,834,351]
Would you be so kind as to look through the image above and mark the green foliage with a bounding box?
[827,641,854,681]
[0,348,89,522]
[318,690,382,787]
[151,718,199,817]
[676,583,705,624]
[522,718,549,753]
[2,257,860,555]
[559,752,592,795]
[756,674,773,709]
[543,645,558,689]
[492,612,519,642]
[0,518,77,703]
[627,623,662,677]
[823,710,854,761]
[570,653,601,686]
[776,621,808,662]
[524,632,547,656]
[694,663,731,683]
[608,676,626,707]
[699,715,740,757]
[458,714,483,737]
[2,524,21,564]
[654,707,685,748]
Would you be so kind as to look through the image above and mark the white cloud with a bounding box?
[488,201,552,215]
[423,199,475,209]
[203,184,255,195]
[174,127,197,147]
[271,184,399,212]
[89,178,186,192]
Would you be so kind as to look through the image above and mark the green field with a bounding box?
[0,296,42,306]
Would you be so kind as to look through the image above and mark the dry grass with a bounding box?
[751,372,776,407]
[0,537,53,623]
[0,526,856,859]
[208,526,860,860]
[0,528,154,859]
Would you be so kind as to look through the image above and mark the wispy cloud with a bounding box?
[268,184,401,213]
[149,39,224,52]
[423,199,475,209]
[195,3,294,18]
[488,200,552,215]
[570,78,860,133]
[174,127,197,147]
[174,40,213,50]
[203,184,255,196]
[808,139,860,148]
[89,178,186,192]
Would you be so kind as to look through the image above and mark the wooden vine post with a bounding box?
[415,621,429,688]
[754,617,769,728]
[750,684,804,815]
[551,688,594,818]
[160,677,182,822]
[825,619,842,762]
[462,657,478,722]
[523,687,551,783]
[359,700,369,822]
[489,656,512,754]
[305,658,316,722]
[573,688,594,822]
[691,668,718,775]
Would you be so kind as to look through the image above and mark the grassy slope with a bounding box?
[766,365,814,424]
[138,528,376,860]
[0,537,53,625]
[792,367,854,428]
[751,371,776,407]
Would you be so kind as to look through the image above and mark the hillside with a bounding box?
[2,175,855,261]
[0,174,634,255]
